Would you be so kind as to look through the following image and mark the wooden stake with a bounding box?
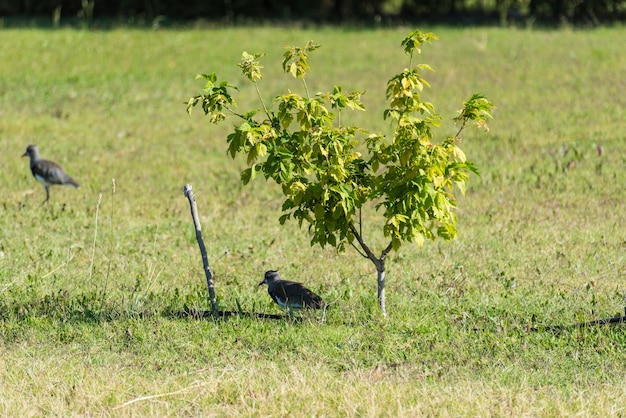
[183,184,219,317]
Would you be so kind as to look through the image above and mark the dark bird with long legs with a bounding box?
[258,270,325,310]
[22,145,80,204]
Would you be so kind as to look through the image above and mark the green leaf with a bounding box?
[437,223,457,240]
[186,96,199,115]
[314,204,325,220]
[196,72,217,82]
[239,51,266,82]
[282,41,321,79]
[401,30,438,56]
[413,233,424,248]
[455,93,496,131]
[243,110,260,120]
[241,167,253,185]
[455,180,467,196]
[327,233,337,247]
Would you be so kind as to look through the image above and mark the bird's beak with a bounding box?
[258,280,265,286]
[22,152,27,157]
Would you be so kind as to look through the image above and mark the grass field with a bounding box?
[0,24,625,416]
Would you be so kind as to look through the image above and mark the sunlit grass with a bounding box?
[0,25,625,415]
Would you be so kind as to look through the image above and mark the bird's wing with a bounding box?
[281,281,325,309]
[33,160,78,187]
[300,288,325,308]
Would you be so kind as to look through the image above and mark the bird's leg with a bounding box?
[41,187,50,205]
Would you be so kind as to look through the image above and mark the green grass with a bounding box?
[0,25,625,415]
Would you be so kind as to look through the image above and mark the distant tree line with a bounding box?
[1,0,625,25]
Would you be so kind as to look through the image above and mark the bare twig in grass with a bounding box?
[42,245,78,279]
[183,184,219,317]
[88,193,103,282]
[100,179,116,310]
[0,278,20,294]
[112,381,210,410]
[317,292,344,324]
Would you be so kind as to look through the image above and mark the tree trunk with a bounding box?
[376,261,386,317]
[348,222,391,317]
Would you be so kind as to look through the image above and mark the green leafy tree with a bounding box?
[187,30,494,316]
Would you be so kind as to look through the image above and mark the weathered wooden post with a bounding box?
[183,184,219,317]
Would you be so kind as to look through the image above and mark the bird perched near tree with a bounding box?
[258,270,325,310]
[22,144,80,204]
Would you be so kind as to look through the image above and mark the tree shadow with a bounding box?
[529,312,626,332]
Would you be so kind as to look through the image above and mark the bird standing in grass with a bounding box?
[22,145,80,204]
[258,270,325,310]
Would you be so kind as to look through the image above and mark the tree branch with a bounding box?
[350,240,368,259]
[254,81,272,122]
[381,241,394,260]
[348,210,372,259]
[454,118,467,138]
[349,222,377,264]
[224,104,248,121]
[302,78,311,100]
[359,207,363,238]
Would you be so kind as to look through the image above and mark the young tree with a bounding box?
[187,30,494,316]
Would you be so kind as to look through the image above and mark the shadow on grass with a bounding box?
[529,312,626,332]
[0,289,295,324]
[4,289,622,329]
[166,309,288,321]
[471,309,626,333]
[0,304,292,323]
